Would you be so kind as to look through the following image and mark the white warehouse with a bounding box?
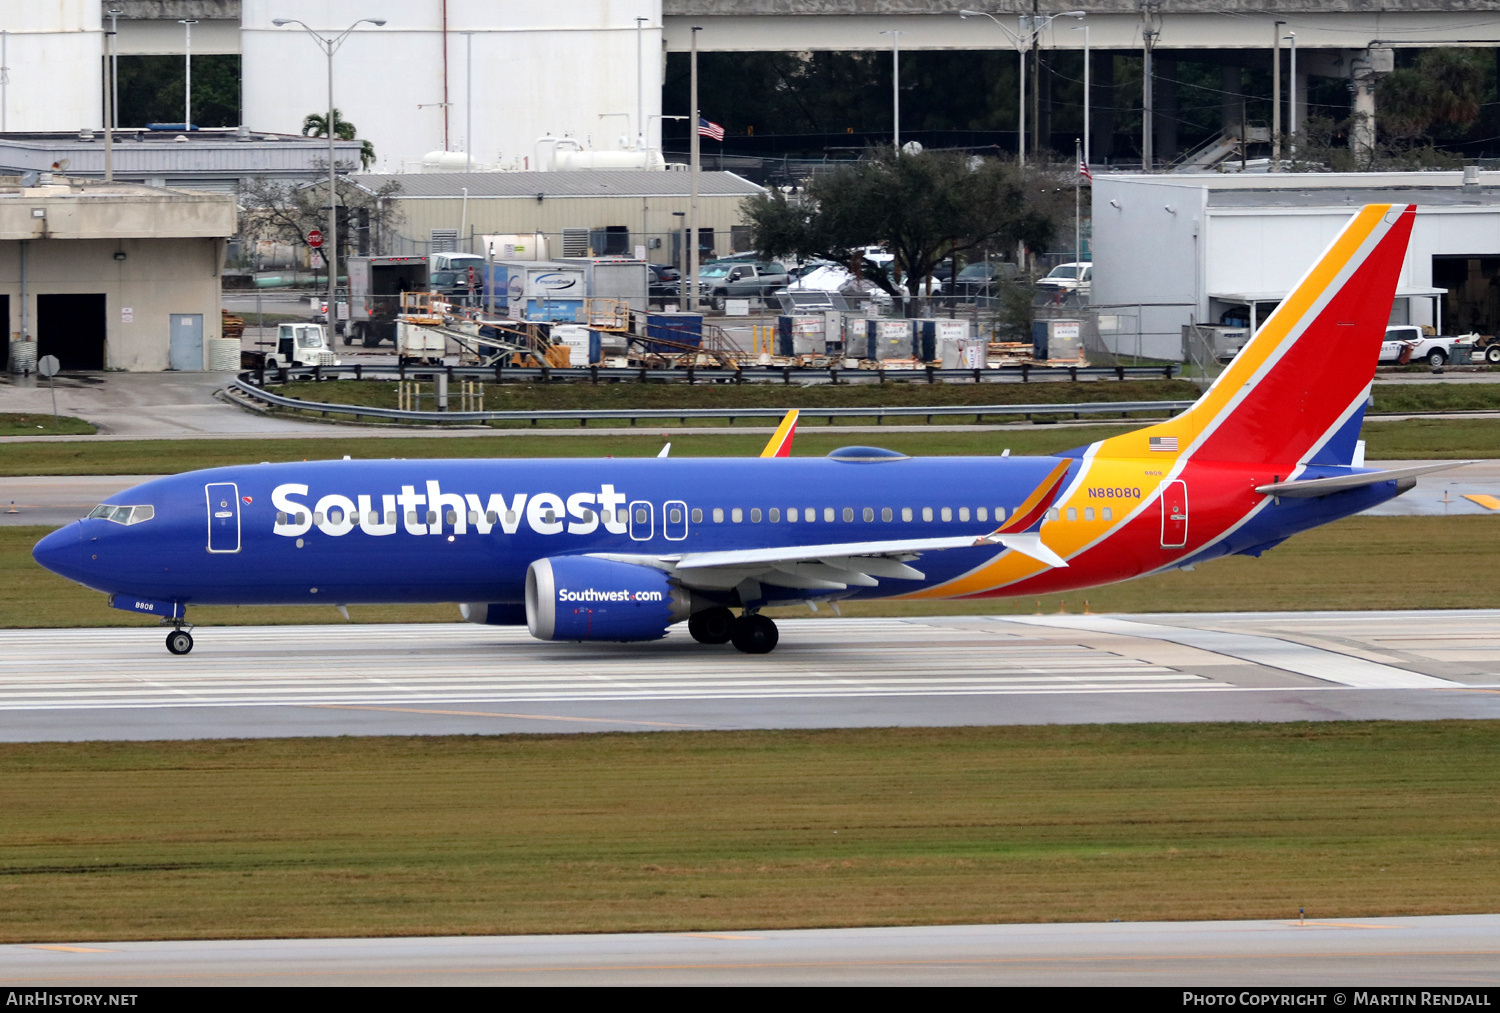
[1090,172,1500,361]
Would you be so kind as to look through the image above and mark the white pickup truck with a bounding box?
[1378,325,1489,367]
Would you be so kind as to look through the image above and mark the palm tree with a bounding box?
[302,109,376,169]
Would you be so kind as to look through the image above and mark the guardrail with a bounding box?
[230,374,1196,427]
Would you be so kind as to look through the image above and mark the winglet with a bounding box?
[760,409,799,458]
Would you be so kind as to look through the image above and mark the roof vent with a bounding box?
[826,446,910,463]
[1464,165,1480,187]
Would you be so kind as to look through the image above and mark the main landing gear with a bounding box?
[165,629,194,655]
[689,607,779,654]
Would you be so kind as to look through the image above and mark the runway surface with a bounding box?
[4,612,1500,741]
[2,914,1496,985]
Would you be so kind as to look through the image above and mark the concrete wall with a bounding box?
[1091,176,1207,360]
[0,186,236,240]
[241,0,663,176]
[2,0,103,132]
[1,236,225,370]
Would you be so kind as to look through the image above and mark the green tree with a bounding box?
[745,148,1068,316]
[116,54,240,128]
[301,109,376,170]
[1377,48,1486,143]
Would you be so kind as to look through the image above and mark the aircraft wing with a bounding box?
[1256,461,1476,498]
[590,530,1066,595]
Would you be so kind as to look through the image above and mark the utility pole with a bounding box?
[1142,26,1157,170]
[1272,21,1284,169]
[103,17,115,181]
[1286,31,1298,166]
[880,30,903,150]
[108,9,122,132]
[688,26,701,312]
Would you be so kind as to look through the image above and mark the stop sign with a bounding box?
[308,229,323,248]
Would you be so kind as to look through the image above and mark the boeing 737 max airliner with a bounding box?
[34,204,1460,654]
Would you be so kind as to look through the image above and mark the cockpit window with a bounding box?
[87,504,154,525]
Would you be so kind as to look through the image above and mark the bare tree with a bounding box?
[239,173,404,263]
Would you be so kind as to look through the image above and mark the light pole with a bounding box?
[960,10,1083,164]
[880,30,903,151]
[1073,24,1089,168]
[179,19,197,129]
[1285,31,1297,165]
[272,16,387,343]
[107,9,122,132]
[1272,21,1285,169]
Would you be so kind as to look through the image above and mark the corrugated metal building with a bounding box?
[354,170,765,266]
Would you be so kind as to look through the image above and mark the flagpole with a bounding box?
[688,26,701,314]
[1074,138,1081,273]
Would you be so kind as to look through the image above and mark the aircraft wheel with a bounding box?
[689,607,735,645]
[730,614,779,654]
[165,630,194,656]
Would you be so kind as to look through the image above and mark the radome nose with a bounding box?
[33,522,84,580]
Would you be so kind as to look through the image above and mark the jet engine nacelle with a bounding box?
[526,556,691,642]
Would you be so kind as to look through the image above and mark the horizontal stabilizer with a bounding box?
[1256,461,1476,498]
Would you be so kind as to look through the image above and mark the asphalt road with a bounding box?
[2,915,1496,986]
[3,612,1499,741]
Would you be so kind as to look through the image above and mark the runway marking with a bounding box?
[312,705,707,728]
[1292,922,1402,930]
[680,933,765,940]
[27,946,115,953]
[1462,494,1500,510]
[999,615,1456,689]
[3,949,1499,984]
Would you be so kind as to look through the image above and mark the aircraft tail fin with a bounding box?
[1098,204,1415,469]
[760,409,799,458]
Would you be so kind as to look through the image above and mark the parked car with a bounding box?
[647,264,681,308]
[1035,261,1092,300]
[1378,325,1485,367]
[951,262,1019,301]
[697,260,790,311]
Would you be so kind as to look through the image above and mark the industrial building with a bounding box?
[359,170,764,266]
[0,129,365,192]
[2,176,237,373]
[10,2,1500,176]
[1091,171,1500,361]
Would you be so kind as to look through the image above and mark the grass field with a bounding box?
[0,412,96,437]
[1,722,1496,941]
[6,514,1498,630]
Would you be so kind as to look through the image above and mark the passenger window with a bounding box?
[787,507,798,522]
[902,507,913,521]
[486,511,497,524]
[277,512,287,525]
[959,507,970,521]
[732,508,743,523]
[997,507,1007,520]
[769,508,780,523]
[714,508,724,523]
[1103,507,1113,521]
[941,507,952,522]
[314,511,326,525]
[805,507,816,521]
[751,508,762,523]
[1066,507,1077,521]
[1047,508,1059,521]
[977,507,988,521]
[691,508,703,523]
[823,507,834,522]
[842,507,854,522]
[922,507,933,522]
[1084,507,1095,521]
[862,507,874,522]
[505,510,518,526]
[406,511,418,525]
[446,511,458,525]
[881,507,893,522]
[426,510,438,524]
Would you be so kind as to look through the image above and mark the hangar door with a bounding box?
[37,294,106,371]
[1433,257,1500,336]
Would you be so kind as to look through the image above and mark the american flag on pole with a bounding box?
[698,117,725,142]
[1079,160,1093,182]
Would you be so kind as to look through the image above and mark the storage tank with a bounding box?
[483,234,549,262]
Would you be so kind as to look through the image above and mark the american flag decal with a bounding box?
[1149,436,1179,452]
